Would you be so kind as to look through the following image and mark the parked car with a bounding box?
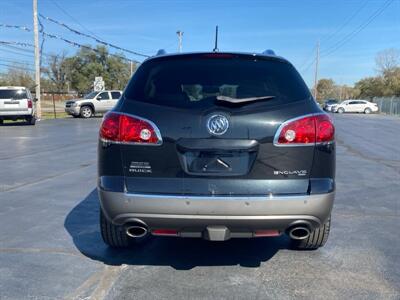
[65,90,122,118]
[98,51,335,250]
[332,100,378,114]
[323,99,338,112]
[0,86,36,125]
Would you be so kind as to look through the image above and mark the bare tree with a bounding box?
[1,66,35,88]
[375,48,400,74]
[43,52,68,92]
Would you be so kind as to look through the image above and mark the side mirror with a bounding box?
[96,96,102,100]
[33,98,38,102]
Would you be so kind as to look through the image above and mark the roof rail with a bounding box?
[262,49,276,56]
[156,49,167,56]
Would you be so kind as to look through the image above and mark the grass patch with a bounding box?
[40,112,70,120]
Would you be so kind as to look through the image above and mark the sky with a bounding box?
[1,0,399,87]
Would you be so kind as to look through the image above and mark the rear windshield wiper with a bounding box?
[216,95,275,104]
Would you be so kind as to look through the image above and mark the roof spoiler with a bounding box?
[155,49,167,56]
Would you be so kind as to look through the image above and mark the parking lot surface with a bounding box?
[0,114,399,299]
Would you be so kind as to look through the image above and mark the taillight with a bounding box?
[28,99,33,108]
[274,114,334,146]
[100,112,162,145]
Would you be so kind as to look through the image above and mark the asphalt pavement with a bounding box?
[0,113,399,299]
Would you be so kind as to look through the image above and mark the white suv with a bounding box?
[65,90,122,118]
[0,86,36,125]
[333,100,379,114]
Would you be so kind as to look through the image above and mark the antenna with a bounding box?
[213,25,219,52]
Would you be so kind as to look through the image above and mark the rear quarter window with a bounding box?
[124,55,311,109]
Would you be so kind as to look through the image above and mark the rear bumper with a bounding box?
[98,188,335,235]
[0,109,33,118]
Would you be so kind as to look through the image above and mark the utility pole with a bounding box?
[33,0,41,119]
[313,41,320,101]
[130,60,134,75]
[176,30,183,53]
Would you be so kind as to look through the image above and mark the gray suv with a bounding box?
[98,52,335,250]
[65,90,122,118]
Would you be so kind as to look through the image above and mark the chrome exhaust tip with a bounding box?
[125,224,148,238]
[288,226,311,240]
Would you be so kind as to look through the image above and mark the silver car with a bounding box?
[0,86,36,125]
[65,90,122,118]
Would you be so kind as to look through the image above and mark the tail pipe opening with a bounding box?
[287,225,311,240]
[124,221,148,238]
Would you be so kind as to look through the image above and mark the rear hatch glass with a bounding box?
[0,89,28,99]
[124,54,310,109]
[0,89,29,110]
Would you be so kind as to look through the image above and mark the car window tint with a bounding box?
[124,55,311,109]
[0,89,28,99]
[111,92,121,99]
[98,92,110,100]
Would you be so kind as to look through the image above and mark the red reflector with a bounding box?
[275,114,334,146]
[152,229,178,236]
[254,230,280,237]
[27,100,32,109]
[100,112,162,145]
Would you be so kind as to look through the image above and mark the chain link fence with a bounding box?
[373,97,400,116]
[33,92,80,119]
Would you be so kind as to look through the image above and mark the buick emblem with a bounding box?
[207,114,229,136]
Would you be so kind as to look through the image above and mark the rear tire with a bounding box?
[80,106,93,118]
[100,210,132,248]
[291,215,331,250]
[0,119,3,125]
[337,108,345,114]
[26,116,36,125]
[364,107,372,114]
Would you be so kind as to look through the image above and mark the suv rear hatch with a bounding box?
[117,53,318,196]
[0,88,29,113]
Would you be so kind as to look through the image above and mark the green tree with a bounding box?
[354,77,385,99]
[316,79,337,101]
[63,46,134,93]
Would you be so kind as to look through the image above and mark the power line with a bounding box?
[41,32,139,63]
[50,0,103,40]
[0,63,35,72]
[321,0,395,57]
[0,41,53,58]
[298,45,316,71]
[0,58,34,66]
[0,47,35,58]
[39,14,150,58]
[320,0,369,44]
[0,23,141,62]
[0,38,34,48]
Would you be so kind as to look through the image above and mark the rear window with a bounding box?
[124,55,311,109]
[0,89,28,100]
